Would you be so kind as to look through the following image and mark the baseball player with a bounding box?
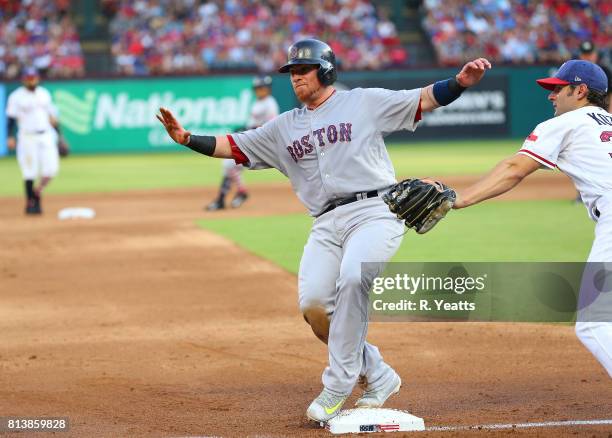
[573,41,611,203]
[6,67,63,215]
[578,41,611,112]
[205,75,279,211]
[157,38,490,421]
[452,60,612,378]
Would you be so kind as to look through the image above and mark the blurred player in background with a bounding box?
[578,41,611,112]
[205,75,279,211]
[6,67,66,215]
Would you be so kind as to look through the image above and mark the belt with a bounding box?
[316,190,380,218]
[24,130,48,135]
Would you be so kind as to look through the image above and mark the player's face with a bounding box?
[548,84,583,116]
[254,86,270,100]
[289,64,321,103]
[580,52,598,63]
[23,75,39,90]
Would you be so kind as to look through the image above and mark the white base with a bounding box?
[57,207,96,220]
[324,408,425,434]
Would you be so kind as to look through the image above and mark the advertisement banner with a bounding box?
[45,76,254,153]
[338,74,510,140]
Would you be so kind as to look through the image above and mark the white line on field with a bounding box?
[176,418,612,437]
[426,418,612,432]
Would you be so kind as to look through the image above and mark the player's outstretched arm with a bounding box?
[453,154,541,209]
[156,107,232,158]
[420,57,491,112]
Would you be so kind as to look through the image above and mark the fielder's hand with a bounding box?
[57,136,70,157]
[426,179,467,209]
[7,136,16,151]
[452,193,468,209]
[156,107,191,145]
[456,58,491,87]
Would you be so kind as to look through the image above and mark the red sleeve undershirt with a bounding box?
[227,134,249,165]
[415,99,422,123]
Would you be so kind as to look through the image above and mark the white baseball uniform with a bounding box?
[6,85,58,180]
[228,87,421,394]
[518,105,612,377]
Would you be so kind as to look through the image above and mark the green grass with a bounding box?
[0,140,519,197]
[198,200,594,272]
[388,139,518,177]
[0,151,283,196]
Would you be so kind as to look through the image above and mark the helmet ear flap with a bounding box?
[317,60,336,86]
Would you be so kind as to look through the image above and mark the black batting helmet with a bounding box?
[278,38,337,86]
[252,75,272,88]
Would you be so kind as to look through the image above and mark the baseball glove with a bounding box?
[383,178,456,234]
[57,135,70,157]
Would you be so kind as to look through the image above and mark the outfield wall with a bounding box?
[1,66,556,155]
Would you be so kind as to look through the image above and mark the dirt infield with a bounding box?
[1,174,611,437]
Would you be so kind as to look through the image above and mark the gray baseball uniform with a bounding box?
[230,87,421,395]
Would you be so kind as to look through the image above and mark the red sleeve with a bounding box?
[517,149,557,168]
[414,99,422,123]
[227,134,249,165]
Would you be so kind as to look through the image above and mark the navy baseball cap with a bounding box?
[21,67,39,78]
[536,60,608,93]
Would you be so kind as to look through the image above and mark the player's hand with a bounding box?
[419,177,436,185]
[422,177,467,208]
[456,58,491,88]
[7,136,16,150]
[156,107,191,145]
[452,193,468,209]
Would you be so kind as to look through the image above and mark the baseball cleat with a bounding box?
[205,199,225,211]
[230,191,249,208]
[306,389,349,423]
[25,198,42,215]
[355,372,401,408]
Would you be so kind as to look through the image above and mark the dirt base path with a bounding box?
[1,173,610,437]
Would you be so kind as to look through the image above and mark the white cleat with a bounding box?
[306,389,349,423]
[355,372,402,408]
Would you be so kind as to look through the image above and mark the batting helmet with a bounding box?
[278,38,337,86]
[252,75,272,88]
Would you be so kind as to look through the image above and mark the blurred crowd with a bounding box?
[107,0,407,75]
[0,0,85,79]
[3,0,609,81]
[423,0,612,66]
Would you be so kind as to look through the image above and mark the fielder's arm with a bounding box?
[6,117,17,150]
[453,154,542,209]
[420,58,491,112]
[156,107,233,158]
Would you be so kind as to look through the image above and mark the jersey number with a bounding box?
[601,131,612,142]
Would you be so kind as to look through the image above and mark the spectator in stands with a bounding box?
[423,0,610,67]
[109,0,407,75]
[0,0,84,79]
